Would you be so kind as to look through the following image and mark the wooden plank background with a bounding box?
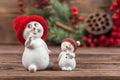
[0,45,120,80]
[0,0,112,44]
[0,0,20,44]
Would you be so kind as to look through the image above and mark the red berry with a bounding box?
[112,26,117,31]
[89,43,95,47]
[109,6,114,11]
[87,38,92,43]
[70,18,75,24]
[116,0,120,4]
[88,34,93,38]
[72,6,78,12]
[82,44,87,48]
[114,21,120,26]
[112,14,119,20]
[18,1,24,7]
[109,38,114,44]
[116,39,120,44]
[20,8,24,12]
[35,4,40,9]
[116,32,120,38]
[78,16,84,21]
[73,11,78,16]
[112,2,119,7]
[93,38,98,43]
[116,9,120,14]
[75,24,79,28]
[82,36,87,41]
[111,32,117,38]
[99,35,106,42]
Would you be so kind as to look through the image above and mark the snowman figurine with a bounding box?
[13,15,51,72]
[58,38,80,71]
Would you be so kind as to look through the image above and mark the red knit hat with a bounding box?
[62,38,80,52]
[13,15,48,45]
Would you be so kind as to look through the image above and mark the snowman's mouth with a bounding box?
[66,46,71,50]
[33,32,37,35]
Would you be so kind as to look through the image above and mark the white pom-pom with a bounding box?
[76,41,80,46]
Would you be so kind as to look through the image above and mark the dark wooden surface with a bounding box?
[0,45,120,80]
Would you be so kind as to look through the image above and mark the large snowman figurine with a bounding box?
[58,38,80,71]
[13,15,50,72]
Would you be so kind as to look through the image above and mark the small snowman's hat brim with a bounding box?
[13,15,48,45]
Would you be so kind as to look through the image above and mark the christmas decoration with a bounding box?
[58,38,80,71]
[21,0,85,44]
[84,13,113,35]
[109,0,120,46]
[18,0,25,12]
[13,15,51,72]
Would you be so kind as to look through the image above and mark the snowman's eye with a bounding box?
[28,24,32,29]
[34,23,39,27]
[37,29,41,33]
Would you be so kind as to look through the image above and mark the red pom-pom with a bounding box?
[72,6,78,12]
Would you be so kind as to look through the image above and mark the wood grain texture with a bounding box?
[0,45,120,80]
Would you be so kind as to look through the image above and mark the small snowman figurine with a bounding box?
[58,38,80,71]
[13,15,51,72]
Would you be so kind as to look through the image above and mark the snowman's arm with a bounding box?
[66,52,75,59]
[42,41,51,54]
[58,52,63,62]
[69,53,75,58]
[25,37,32,48]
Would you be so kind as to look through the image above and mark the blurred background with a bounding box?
[1,0,118,47]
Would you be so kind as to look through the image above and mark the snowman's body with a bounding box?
[22,21,50,72]
[58,51,76,70]
[58,42,77,71]
[22,38,49,71]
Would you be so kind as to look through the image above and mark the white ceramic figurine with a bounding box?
[13,15,51,72]
[58,38,80,71]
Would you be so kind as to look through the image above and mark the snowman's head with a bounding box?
[23,21,44,40]
[61,38,80,52]
[61,42,74,52]
[13,15,48,45]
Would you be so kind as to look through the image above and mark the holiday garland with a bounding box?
[81,0,120,47]
[17,0,119,47]
[17,0,85,44]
